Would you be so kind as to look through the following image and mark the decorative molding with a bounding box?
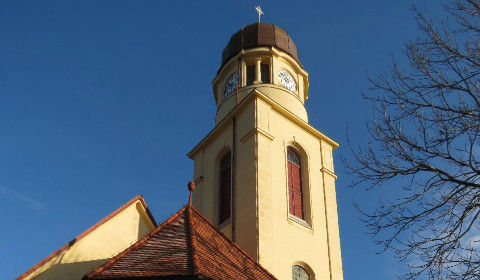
[288,215,314,233]
[188,89,338,158]
[240,128,255,143]
[240,127,274,143]
[257,128,274,141]
[321,167,338,179]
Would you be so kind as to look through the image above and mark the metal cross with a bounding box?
[255,6,264,23]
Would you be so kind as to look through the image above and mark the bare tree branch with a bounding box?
[345,1,480,279]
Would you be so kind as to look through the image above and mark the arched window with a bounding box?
[292,265,310,280]
[219,152,232,225]
[287,147,303,219]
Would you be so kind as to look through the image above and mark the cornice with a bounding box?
[188,89,338,159]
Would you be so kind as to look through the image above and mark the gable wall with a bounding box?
[19,199,155,280]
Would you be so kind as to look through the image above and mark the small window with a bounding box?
[292,265,310,280]
[246,65,255,86]
[261,63,270,83]
[287,147,304,219]
[219,153,232,225]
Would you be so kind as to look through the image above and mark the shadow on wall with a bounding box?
[31,259,107,280]
[137,202,153,240]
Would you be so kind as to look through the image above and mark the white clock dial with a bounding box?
[223,73,239,97]
[278,69,297,92]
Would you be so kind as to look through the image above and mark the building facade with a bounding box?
[189,23,344,280]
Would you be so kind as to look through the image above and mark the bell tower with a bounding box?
[188,23,343,280]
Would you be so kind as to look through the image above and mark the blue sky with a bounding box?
[0,1,444,279]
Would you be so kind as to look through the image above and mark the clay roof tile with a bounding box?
[83,205,276,280]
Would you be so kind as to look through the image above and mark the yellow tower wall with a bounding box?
[191,100,259,259]
[190,89,343,280]
[255,91,343,280]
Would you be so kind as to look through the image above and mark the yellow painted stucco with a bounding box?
[190,46,344,280]
[18,198,156,280]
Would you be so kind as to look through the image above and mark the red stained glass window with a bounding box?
[287,147,303,219]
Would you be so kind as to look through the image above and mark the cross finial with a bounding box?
[255,6,264,23]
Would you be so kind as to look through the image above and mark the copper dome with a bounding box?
[219,23,301,72]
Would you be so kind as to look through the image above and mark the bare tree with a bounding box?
[346,1,480,279]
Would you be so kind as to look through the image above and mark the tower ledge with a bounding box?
[188,89,338,159]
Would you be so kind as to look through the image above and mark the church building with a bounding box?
[17,22,344,280]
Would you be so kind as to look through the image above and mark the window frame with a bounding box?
[287,147,304,220]
[285,144,313,228]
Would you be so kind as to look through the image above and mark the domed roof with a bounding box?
[219,23,301,72]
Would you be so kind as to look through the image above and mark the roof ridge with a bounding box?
[188,206,277,280]
[82,205,188,280]
[17,195,156,280]
[184,205,198,275]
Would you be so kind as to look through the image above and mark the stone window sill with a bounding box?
[288,214,312,230]
[218,218,231,229]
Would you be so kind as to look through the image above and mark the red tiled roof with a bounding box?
[16,195,157,280]
[83,205,277,280]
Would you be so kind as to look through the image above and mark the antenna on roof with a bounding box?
[255,6,264,23]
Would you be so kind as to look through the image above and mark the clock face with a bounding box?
[278,69,297,92]
[223,73,239,97]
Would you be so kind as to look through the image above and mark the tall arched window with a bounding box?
[287,147,303,219]
[292,265,310,280]
[219,152,232,225]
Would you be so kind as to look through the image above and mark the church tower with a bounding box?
[188,23,343,280]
